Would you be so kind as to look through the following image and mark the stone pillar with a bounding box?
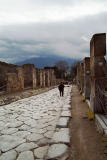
[83,57,90,99]
[49,69,56,86]
[7,66,25,93]
[33,68,36,89]
[45,69,50,87]
[39,70,43,88]
[23,64,34,88]
[80,62,84,92]
[52,70,56,86]
[17,67,24,90]
[7,73,20,93]
[90,33,106,113]
[77,65,81,89]
[36,69,40,87]
[42,70,45,87]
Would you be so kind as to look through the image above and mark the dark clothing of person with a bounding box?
[59,90,64,97]
[58,83,64,97]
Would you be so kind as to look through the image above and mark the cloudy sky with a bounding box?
[0,0,107,63]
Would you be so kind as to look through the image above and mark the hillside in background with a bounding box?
[15,54,79,68]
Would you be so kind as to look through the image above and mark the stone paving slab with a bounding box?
[34,145,49,159]
[0,86,72,159]
[15,142,38,153]
[61,111,71,117]
[0,135,26,152]
[47,144,68,159]
[50,128,70,144]
[57,117,69,128]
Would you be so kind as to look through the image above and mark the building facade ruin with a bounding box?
[76,33,106,114]
[0,62,57,94]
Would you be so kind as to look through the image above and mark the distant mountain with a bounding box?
[15,55,78,69]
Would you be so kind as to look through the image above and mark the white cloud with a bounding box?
[0,0,107,63]
[0,0,107,25]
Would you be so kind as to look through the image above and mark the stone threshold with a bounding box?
[86,99,107,136]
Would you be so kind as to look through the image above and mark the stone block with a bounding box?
[83,57,90,99]
[47,144,68,159]
[23,64,34,88]
[90,33,106,114]
[90,33,106,57]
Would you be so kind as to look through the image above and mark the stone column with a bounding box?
[33,68,36,89]
[80,62,84,92]
[51,69,56,86]
[90,33,106,113]
[45,69,50,87]
[22,64,35,88]
[17,67,24,90]
[42,70,45,87]
[50,69,56,86]
[83,57,90,99]
[7,73,20,93]
[77,65,81,90]
[39,70,43,88]
[36,69,40,87]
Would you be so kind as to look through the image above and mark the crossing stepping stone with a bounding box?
[51,128,70,144]
[61,111,71,117]
[34,146,48,159]
[47,144,68,159]
[57,117,69,128]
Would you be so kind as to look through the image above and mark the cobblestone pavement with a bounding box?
[0,86,72,160]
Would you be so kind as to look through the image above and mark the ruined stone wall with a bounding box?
[90,33,106,113]
[0,62,57,94]
[0,61,17,90]
[83,57,90,99]
[7,66,24,93]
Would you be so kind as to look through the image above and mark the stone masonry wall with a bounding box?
[90,33,106,113]
[32,68,36,89]
[77,64,81,90]
[80,62,84,92]
[17,67,24,90]
[42,70,46,88]
[22,64,34,88]
[83,57,90,99]
[0,61,17,90]
[0,61,57,94]
[45,69,50,87]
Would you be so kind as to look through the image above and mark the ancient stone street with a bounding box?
[0,86,72,160]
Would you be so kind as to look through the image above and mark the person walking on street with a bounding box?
[58,82,65,97]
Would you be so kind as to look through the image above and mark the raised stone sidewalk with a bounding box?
[0,86,72,160]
